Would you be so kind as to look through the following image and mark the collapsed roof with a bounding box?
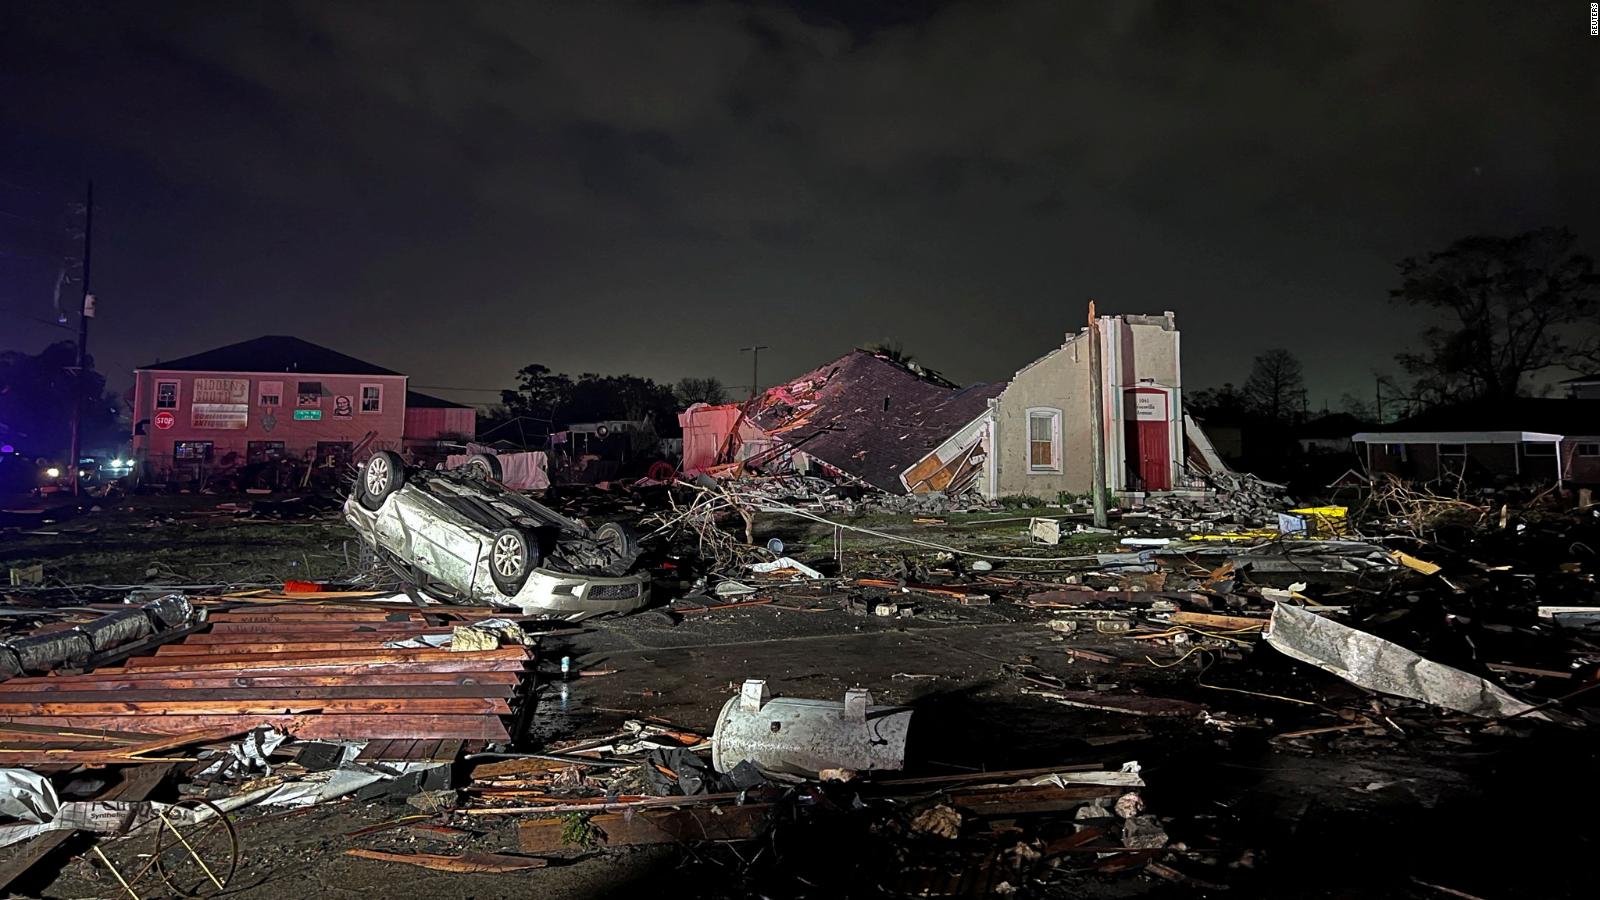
[744,349,1004,492]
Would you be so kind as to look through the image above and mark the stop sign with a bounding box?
[154,410,176,430]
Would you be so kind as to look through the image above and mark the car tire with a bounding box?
[359,450,405,511]
[593,521,642,575]
[488,527,535,595]
[463,453,503,481]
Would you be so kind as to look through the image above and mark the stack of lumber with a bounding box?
[0,603,531,742]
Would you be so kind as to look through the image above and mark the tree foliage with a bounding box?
[673,376,728,406]
[1242,349,1307,425]
[1392,227,1598,403]
[1186,382,1251,421]
[497,365,680,440]
[0,341,121,457]
[863,339,914,364]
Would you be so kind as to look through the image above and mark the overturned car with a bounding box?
[344,451,651,620]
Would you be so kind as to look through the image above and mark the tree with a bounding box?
[1242,350,1307,425]
[1186,382,1252,421]
[0,341,121,458]
[1392,227,1598,402]
[673,376,728,406]
[863,339,914,365]
[498,365,681,441]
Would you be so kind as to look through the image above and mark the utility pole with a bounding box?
[1086,301,1109,528]
[68,181,93,498]
[740,345,769,399]
[1374,376,1384,424]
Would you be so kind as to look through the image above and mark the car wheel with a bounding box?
[488,527,534,595]
[359,450,405,511]
[463,453,503,481]
[593,521,642,575]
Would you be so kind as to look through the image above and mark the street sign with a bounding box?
[154,410,175,430]
[294,409,322,421]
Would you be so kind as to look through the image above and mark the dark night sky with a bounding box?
[1,1,1596,408]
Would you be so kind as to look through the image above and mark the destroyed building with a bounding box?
[1353,398,1600,487]
[681,312,1226,500]
[907,311,1199,499]
[679,349,1004,492]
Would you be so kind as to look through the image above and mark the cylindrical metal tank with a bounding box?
[711,679,913,777]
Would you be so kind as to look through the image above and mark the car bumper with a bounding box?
[513,570,652,621]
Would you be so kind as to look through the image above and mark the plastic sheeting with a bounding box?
[1265,602,1545,719]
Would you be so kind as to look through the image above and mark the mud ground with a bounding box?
[10,494,1598,898]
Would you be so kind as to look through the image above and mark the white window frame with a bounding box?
[1523,441,1556,458]
[297,381,322,408]
[1577,442,1600,458]
[1025,407,1062,474]
[1438,443,1466,458]
[154,380,180,410]
[359,383,383,414]
[258,381,283,407]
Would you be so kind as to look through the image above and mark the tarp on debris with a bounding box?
[446,450,549,490]
[1265,602,1545,719]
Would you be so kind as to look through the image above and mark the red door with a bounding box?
[1123,388,1171,491]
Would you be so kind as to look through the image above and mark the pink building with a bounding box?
[132,336,409,480]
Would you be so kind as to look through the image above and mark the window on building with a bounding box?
[1576,442,1600,457]
[247,441,286,464]
[173,440,213,461]
[1438,443,1466,458]
[259,381,283,407]
[360,384,382,413]
[155,381,179,409]
[315,441,352,467]
[1026,408,1061,472]
[1523,442,1556,457]
[297,381,323,407]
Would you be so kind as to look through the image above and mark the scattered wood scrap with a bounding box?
[345,849,548,873]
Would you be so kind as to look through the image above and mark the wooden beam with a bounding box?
[155,640,447,655]
[0,714,511,741]
[120,647,528,671]
[0,686,513,703]
[0,697,511,716]
[0,671,522,691]
[517,803,771,852]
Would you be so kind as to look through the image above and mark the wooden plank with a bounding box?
[0,762,175,894]
[0,714,512,741]
[0,697,512,716]
[518,803,770,852]
[947,784,1120,817]
[0,672,522,692]
[155,640,445,655]
[120,647,529,671]
[191,627,454,640]
[1166,611,1268,631]
[345,849,547,873]
[0,686,513,703]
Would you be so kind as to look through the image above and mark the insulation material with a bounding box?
[1265,602,1544,719]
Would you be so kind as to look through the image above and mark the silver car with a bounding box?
[344,451,650,620]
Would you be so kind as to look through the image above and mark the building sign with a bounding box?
[294,409,323,421]
[193,378,250,406]
[191,404,249,430]
[1133,391,1168,422]
[333,395,354,418]
[154,410,176,430]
